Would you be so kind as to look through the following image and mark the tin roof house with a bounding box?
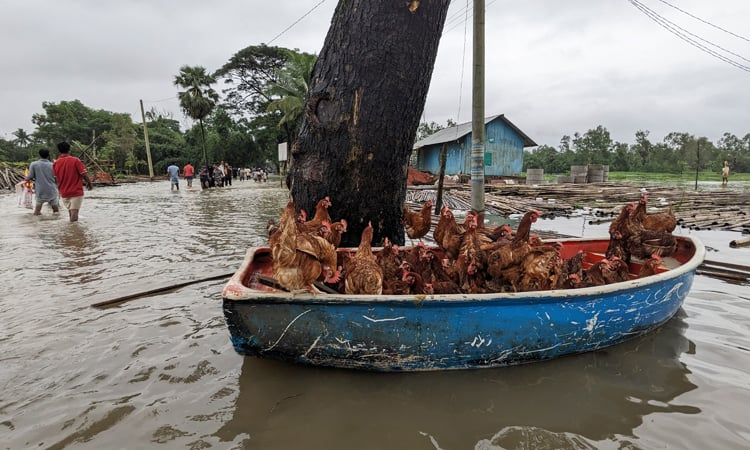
[412,114,537,177]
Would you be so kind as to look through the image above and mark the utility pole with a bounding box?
[471,0,486,225]
[694,140,700,190]
[140,99,155,179]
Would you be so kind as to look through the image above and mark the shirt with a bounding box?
[167,165,179,180]
[183,164,194,177]
[53,154,87,198]
[26,158,59,201]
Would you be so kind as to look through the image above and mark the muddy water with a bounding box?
[2,178,749,449]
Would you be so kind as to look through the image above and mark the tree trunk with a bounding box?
[288,0,450,247]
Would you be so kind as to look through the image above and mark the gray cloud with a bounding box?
[1,0,748,148]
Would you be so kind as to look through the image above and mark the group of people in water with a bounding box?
[166,161,271,190]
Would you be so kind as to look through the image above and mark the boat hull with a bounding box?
[222,236,704,371]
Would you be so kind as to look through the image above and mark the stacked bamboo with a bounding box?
[0,163,24,191]
[408,182,750,232]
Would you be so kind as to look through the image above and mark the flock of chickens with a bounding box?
[266,193,677,295]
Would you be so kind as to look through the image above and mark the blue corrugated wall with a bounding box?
[416,118,525,176]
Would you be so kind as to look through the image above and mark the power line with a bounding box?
[443,0,499,36]
[632,0,750,66]
[654,0,750,43]
[629,0,750,74]
[144,95,178,103]
[268,0,328,45]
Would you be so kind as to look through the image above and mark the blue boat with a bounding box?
[221,235,704,371]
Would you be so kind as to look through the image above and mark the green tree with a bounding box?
[12,128,32,148]
[610,142,631,172]
[631,130,653,169]
[214,45,289,117]
[174,65,219,169]
[32,100,115,147]
[265,50,317,143]
[717,132,750,173]
[573,125,612,165]
[100,114,138,174]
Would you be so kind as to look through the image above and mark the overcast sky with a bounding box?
[2,0,749,148]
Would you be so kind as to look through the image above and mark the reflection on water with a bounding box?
[216,312,696,449]
[2,178,750,449]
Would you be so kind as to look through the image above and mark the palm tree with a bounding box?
[174,65,219,168]
[12,128,32,147]
[265,51,317,143]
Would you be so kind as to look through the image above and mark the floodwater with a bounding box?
[2,178,750,449]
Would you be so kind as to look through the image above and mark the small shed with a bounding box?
[412,114,537,176]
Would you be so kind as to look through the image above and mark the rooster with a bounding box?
[344,221,384,295]
[403,199,433,245]
[272,200,341,291]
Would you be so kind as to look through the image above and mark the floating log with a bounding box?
[730,236,750,248]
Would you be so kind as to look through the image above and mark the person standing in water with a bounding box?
[53,141,93,222]
[25,148,60,215]
[183,162,195,188]
[722,161,730,186]
[167,162,180,191]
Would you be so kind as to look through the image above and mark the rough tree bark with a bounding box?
[288,0,451,247]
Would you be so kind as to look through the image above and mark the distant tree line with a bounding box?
[415,121,750,176]
[523,126,750,175]
[0,45,317,176]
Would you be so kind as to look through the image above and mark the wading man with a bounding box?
[25,148,60,215]
[53,141,93,222]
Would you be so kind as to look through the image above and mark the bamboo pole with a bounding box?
[90,272,233,308]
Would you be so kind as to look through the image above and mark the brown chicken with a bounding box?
[298,196,333,234]
[435,206,466,261]
[327,219,347,247]
[485,210,541,281]
[628,229,677,259]
[344,221,384,295]
[417,246,455,286]
[403,199,433,244]
[641,195,677,233]
[378,237,402,281]
[580,259,612,287]
[602,256,631,284]
[272,200,341,291]
[382,263,412,294]
[518,243,563,292]
[638,254,663,278]
[402,269,432,295]
[555,250,585,289]
[455,213,487,293]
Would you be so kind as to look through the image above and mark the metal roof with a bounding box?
[413,114,537,149]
